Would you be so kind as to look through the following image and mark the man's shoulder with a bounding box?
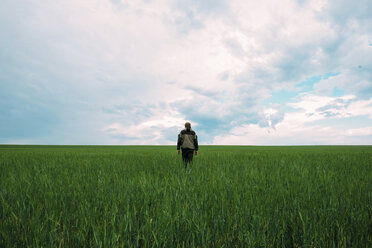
[181,129,196,135]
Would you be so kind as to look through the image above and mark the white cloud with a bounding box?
[1,0,371,144]
[213,122,372,145]
[346,127,372,136]
[104,106,188,144]
[214,94,372,145]
[287,94,372,121]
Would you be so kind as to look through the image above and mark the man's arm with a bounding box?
[177,134,182,153]
[194,135,199,155]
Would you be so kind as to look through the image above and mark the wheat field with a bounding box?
[0,145,371,247]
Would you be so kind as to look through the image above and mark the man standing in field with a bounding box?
[177,122,199,166]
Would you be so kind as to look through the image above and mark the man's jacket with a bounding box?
[177,129,198,150]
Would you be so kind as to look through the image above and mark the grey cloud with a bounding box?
[108,133,138,141]
[231,0,371,101]
[270,111,284,128]
[170,9,204,34]
[316,98,352,112]
[171,98,230,140]
[321,0,372,24]
[314,98,357,119]
[319,111,341,118]
[0,70,100,144]
[0,10,142,143]
[257,108,285,129]
[103,102,155,118]
[185,86,223,98]
[160,126,181,143]
[2,0,371,145]
[234,68,276,92]
[218,72,229,81]
[101,101,161,132]
[170,0,228,34]
[317,105,341,112]
[110,0,121,5]
[324,67,372,99]
[107,126,179,145]
[171,92,269,142]
[296,0,308,6]
[275,49,319,82]
[224,38,245,58]
[174,0,228,16]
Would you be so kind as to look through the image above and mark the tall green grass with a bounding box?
[1,145,371,247]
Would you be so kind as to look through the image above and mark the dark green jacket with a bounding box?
[177,129,198,150]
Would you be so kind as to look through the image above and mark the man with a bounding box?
[177,122,199,166]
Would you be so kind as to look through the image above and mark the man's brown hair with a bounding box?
[185,122,191,130]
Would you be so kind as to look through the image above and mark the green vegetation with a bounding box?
[1,145,371,247]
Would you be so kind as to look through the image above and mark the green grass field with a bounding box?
[0,145,371,247]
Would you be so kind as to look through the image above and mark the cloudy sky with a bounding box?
[1,0,371,145]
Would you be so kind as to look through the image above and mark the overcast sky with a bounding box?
[1,0,371,145]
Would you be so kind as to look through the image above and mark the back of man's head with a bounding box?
[185,122,191,130]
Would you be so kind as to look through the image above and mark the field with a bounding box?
[0,145,371,247]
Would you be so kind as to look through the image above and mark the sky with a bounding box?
[0,0,371,145]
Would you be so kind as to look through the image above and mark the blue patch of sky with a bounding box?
[296,72,340,92]
[296,75,322,92]
[331,87,345,97]
[264,72,342,109]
